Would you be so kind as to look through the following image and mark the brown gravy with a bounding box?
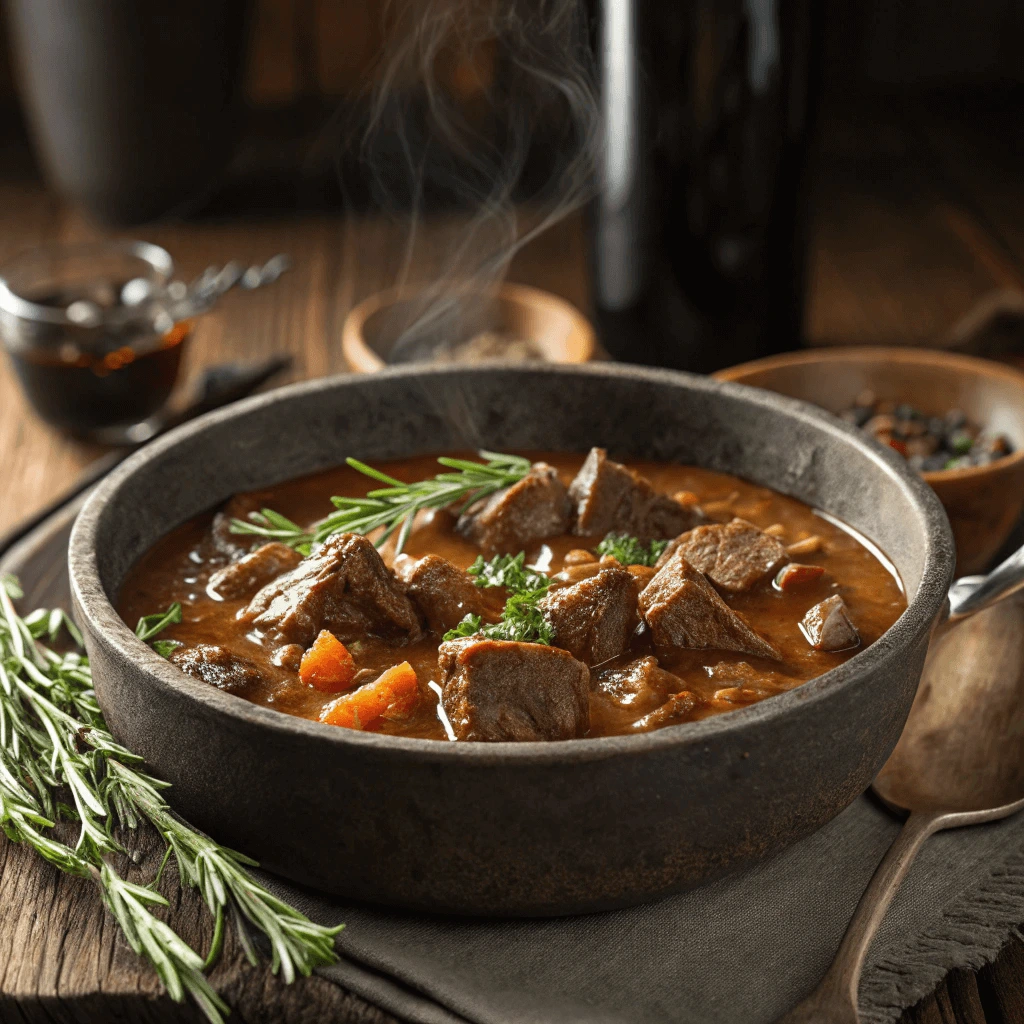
[117,452,906,740]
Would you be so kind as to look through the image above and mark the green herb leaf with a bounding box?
[443,614,483,641]
[0,585,343,1024]
[231,452,531,559]
[595,533,669,567]
[152,639,184,659]
[228,509,313,554]
[467,552,550,593]
[443,551,553,644]
[1,573,23,600]
[135,603,183,643]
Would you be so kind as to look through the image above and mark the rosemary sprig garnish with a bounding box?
[595,532,669,567]
[226,509,313,556]
[444,552,554,644]
[228,450,531,556]
[0,575,342,1022]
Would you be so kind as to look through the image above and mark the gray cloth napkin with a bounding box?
[7,502,1024,1024]
[263,795,1024,1024]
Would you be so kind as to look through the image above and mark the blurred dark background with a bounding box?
[0,0,1022,360]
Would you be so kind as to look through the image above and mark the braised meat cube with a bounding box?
[169,644,263,696]
[542,567,638,666]
[594,656,681,710]
[638,552,781,660]
[706,660,786,691]
[632,690,701,731]
[394,554,502,633]
[456,463,572,555]
[439,637,590,741]
[207,542,303,601]
[568,447,703,541]
[658,518,788,593]
[241,533,422,648]
[801,595,860,651]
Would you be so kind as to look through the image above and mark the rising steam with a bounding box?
[354,0,601,363]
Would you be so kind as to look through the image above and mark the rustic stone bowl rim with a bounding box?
[67,362,953,765]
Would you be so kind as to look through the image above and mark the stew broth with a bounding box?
[118,452,906,741]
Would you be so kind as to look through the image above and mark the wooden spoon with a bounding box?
[779,558,1024,1023]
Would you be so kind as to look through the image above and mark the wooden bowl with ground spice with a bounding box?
[342,283,596,372]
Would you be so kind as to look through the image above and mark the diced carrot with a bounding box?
[300,630,357,693]
[319,661,420,730]
[774,563,826,591]
[887,437,908,457]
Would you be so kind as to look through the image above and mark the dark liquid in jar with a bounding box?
[6,285,189,434]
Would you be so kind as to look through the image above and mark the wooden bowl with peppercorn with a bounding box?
[715,347,1024,575]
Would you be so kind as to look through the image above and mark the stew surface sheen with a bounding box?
[118,452,906,741]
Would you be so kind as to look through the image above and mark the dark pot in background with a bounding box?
[6,0,251,225]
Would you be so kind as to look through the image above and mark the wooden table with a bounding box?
[5,93,1024,1023]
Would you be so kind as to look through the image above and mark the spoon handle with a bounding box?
[947,543,1024,626]
[776,810,943,1024]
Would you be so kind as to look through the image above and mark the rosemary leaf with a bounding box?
[0,575,343,1023]
[135,603,183,643]
[228,451,531,558]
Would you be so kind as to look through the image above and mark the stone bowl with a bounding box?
[715,347,1024,575]
[68,364,954,916]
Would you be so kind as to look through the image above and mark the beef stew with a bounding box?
[117,450,906,742]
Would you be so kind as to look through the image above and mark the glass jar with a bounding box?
[0,240,191,442]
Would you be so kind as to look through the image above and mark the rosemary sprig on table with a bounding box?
[595,532,669,567]
[0,575,342,1023]
[444,553,555,645]
[228,450,532,556]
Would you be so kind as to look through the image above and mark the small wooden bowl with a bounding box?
[342,283,596,373]
[715,347,1024,575]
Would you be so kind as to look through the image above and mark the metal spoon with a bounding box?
[778,553,1024,1023]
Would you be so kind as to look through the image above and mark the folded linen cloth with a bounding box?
[7,504,1024,1024]
[260,792,1024,1024]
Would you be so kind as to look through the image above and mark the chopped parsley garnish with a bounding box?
[444,552,554,644]
[595,533,668,567]
[467,552,550,593]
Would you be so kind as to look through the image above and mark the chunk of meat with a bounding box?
[206,542,303,600]
[241,533,422,648]
[638,552,781,660]
[210,492,276,559]
[568,448,703,541]
[541,567,638,666]
[656,518,788,593]
[169,644,262,696]
[801,595,860,651]
[439,637,590,741]
[393,554,501,633]
[594,656,681,710]
[456,463,572,554]
[705,660,787,692]
[632,690,701,731]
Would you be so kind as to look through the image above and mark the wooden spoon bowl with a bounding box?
[716,347,1024,575]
